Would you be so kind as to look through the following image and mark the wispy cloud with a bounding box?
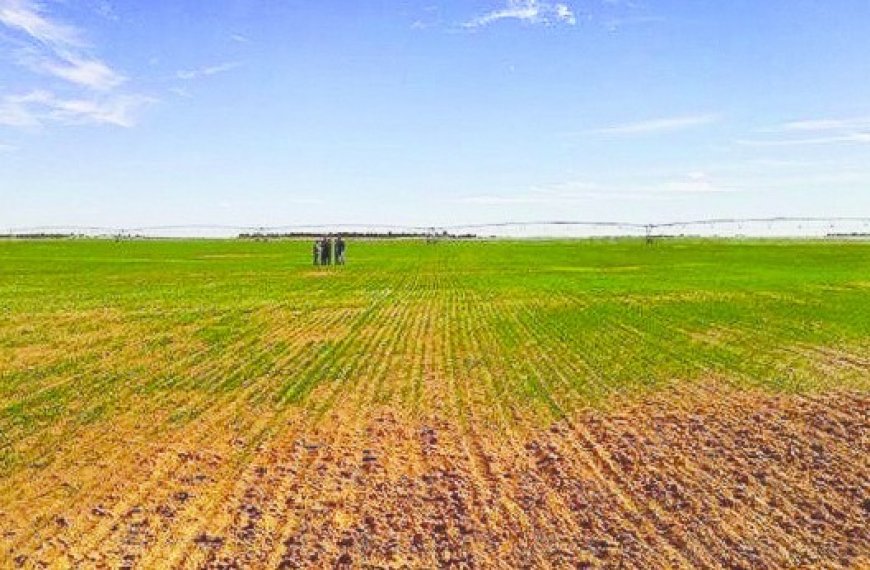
[457,172,733,206]
[169,86,193,99]
[774,117,870,132]
[0,0,125,90]
[0,91,42,127]
[463,0,576,29]
[0,0,82,46]
[0,0,152,131]
[48,93,154,127]
[410,4,441,30]
[447,0,659,33]
[0,142,18,152]
[740,116,870,146]
[15,47,126,90]
[736,134,870,147]
[0,90,154,128]
[177,62,241,81]
[588,114,720,135]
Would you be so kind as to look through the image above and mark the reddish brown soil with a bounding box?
[1,385,866,569]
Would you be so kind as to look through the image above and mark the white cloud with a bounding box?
[458,171,734,206]
[0,0,125,90]
[0,90,154,128]
[0,142,18,152]
[170,86,193,99]
[0,90,53,127]
[554,4,576,25]
[0,0,151,132]
[736,133,870,147]
[48,94,154,127]
[588,114,720,135]
[43,54,124,90]
[742,116,870,146]
[16,48,126,90]
[177,62,241,80]
[776,117,870,132]
[451,0,657,33]
[0,0,82,47]
[464,1,576,29]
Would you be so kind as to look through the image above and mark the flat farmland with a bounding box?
[0,239,867,568]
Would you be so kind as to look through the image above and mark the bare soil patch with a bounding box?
[1,385,866,569]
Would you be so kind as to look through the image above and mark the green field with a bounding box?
[1,238,868,567]
[2,239,868,442]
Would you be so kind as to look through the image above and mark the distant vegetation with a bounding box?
[238,230,479,239]
[0,233,78,239]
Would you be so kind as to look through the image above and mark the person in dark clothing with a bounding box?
[335,236,346,265]
[320,236,332,266]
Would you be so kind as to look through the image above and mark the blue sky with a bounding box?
[1,0,869,230]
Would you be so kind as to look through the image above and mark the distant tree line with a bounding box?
[0,233,78,239]
[238,231,478,240]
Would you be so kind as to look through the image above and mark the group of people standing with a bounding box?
[313,236,346,266]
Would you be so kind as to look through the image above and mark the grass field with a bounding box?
[0,238,868,568]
